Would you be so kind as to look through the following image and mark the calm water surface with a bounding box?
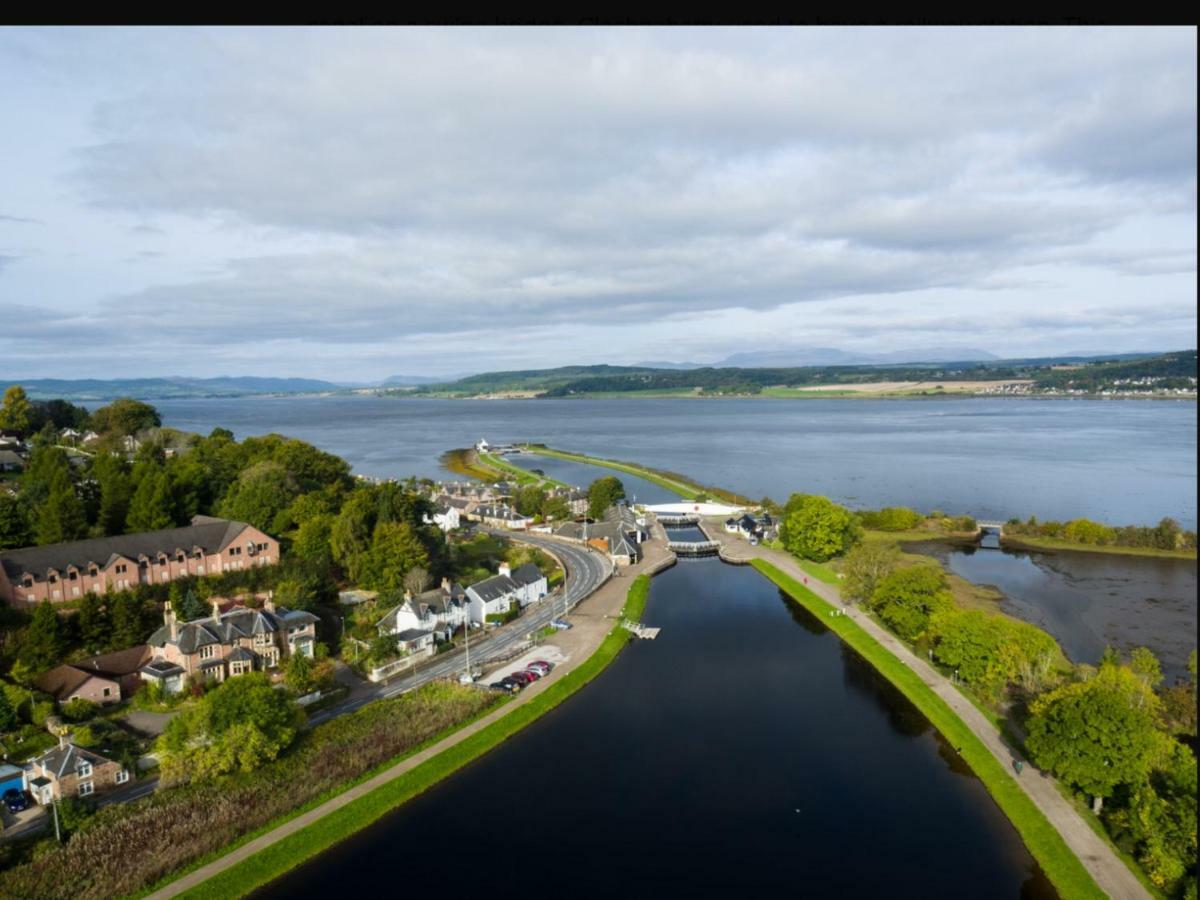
[153,396,1196,528]
[256,560,1054,900]
[911,543,1197,681]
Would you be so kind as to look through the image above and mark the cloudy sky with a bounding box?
[0,26,1195,381]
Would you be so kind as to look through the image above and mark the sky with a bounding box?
[0,26,1196,382]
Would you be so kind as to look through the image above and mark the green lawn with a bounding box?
[174,576,652,899]
[749,559,1106,900]
[1001,534,1196,561]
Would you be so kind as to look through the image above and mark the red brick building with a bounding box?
[0,516,280,607]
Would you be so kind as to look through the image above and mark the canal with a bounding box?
[257,558,1054,898]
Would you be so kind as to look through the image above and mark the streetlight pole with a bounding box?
[463,610,471,683]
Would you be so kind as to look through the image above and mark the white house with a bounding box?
[377,598,438,638]
[466,567,524,625]
[426,502,462,532]
[505,562,548,607]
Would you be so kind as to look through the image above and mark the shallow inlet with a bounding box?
[255,558,1054,899]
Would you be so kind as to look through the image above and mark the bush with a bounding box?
[858,506,923,531]
[31,700,55,727]
[61,698,99,723]
[870,565,952,642]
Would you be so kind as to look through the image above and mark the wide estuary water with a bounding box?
[256,559,1055,899]
[154,395,1197,528]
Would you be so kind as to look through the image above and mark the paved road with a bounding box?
[310,533,610,721]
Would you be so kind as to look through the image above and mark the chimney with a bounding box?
[441,577,451,592]
[403,589,413,601]
[263,591,276,614]
[498,562,511,578]
[211,599,221,624]
[165,605,178,641]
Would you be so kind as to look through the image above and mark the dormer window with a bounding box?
[78,761,92,779]
[89,567,98,577]
[177,554,186,564]
[22,576,33,588]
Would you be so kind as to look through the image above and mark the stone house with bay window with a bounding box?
[141,596,318,693]
[25,740,130,804]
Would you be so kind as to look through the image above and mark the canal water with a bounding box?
[256,559,1054,899]
[910,542,1198,682]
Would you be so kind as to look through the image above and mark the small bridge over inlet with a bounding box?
[668,540,721,557]
[656,514,700,526]
[977,521,1006,532]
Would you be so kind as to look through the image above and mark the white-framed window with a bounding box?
[78,761,93,779]
[199,645,215,660]
[115,769,130,785]
[78,781,94,797]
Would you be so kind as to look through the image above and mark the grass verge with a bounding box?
[174,576,653,900]
[1000,534,1196,561]
[749,558,1106,900]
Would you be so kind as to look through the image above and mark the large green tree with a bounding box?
[587,476,626,520]
[159,672,303,780]
[76,592,110,653]
[18,601,65,673]
[929,607,1059,700]
[92,452,133,535]
[126,465,177,532]
[1026,663,1170,814]
[0,385,33,435]
[840,540,901,603]
[0,493,32,549]
[356,521,431,591]
[869,565,952,641]
[88,397,161,437]
[779,494,861,562]
[217,461,298,533]
[35,469,87,544]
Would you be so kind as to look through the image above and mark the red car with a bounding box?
[529,660,554,671]
[509,670,536,685]
[521,667,543,680]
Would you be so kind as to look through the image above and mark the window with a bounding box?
[115,770,129,785]
[68,571,77,581]
[89,567,98,577]
[23,577,33,588]
[177,554,185,564]
[102,687,112,698]
[78,781,94,797]
[48,575,57,584]
[199,645,215,660]
[78,761,93,779]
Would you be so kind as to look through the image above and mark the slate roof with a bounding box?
[395,628,433,642]
[0,450,23,467]
[147,605,316,653]
[0,516,262,582]
[227,646,256,663]
[36,665,112,701]
[467,573,521,603]
[141,659,184,678]
[32,742,115,780]
[509,563,544,586]
[35,645,151,700]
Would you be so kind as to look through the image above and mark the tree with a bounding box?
[109,592,149,650]
[0,385,33,435]
[0,690,17,733]
[840,540,901,603]
[540,494,570,522]
[0,493,32,549]
[1026,663,1170,814]
[290,513,335,566]
[404,566,431,597]
[88,397,161,437]
[125,465,177,532]
[929,607,1059,700]
[76,592,110,653]
[18,600,65,673]
[179,588,208,621]
[513,485,547,517]
[92,452,133,535]
[587,476,626,520]
[159,673,302,781]
[218,461,298,533]
[870,565,952,641]
[779,494,861,562]
[284,652,316,694]
[35,468,87,544]
[1129,646,1164,693]
[356,522,430,592]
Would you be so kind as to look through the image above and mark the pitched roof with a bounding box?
[467,573,520,603]
[394,628,433,642]
[148,605,315,652]
[32,742,115,779]
[71,644,153,678]
[35,665,110,701]
[510,563,544,586]
[0,516,262,582]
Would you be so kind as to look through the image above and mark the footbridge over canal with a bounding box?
[667,539,721,557]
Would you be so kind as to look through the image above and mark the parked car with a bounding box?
[522,668,543,680]
[550,619,572,630]
[489,677,521,692]
[526,663,551,676]
[3,788,28,813]
[529,660,554,671]
[509,670,536,685]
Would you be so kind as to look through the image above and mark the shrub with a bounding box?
[61,698,99,723]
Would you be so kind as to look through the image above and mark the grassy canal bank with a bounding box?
[167,576,652,900]
[751,560,1105,900]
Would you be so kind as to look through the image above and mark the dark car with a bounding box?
[2,788,28,813]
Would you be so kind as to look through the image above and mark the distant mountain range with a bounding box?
[9,376,344,402]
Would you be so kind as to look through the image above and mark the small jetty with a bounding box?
[621,619,660,639]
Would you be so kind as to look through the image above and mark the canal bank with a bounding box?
[147,535,675,900]
[702,519,1141,900]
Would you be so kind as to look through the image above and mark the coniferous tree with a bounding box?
[18,600,65,672]
[92,452,133,535]
[35,469,87,545]
[76,591,110,653]
[126,467,176,532]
